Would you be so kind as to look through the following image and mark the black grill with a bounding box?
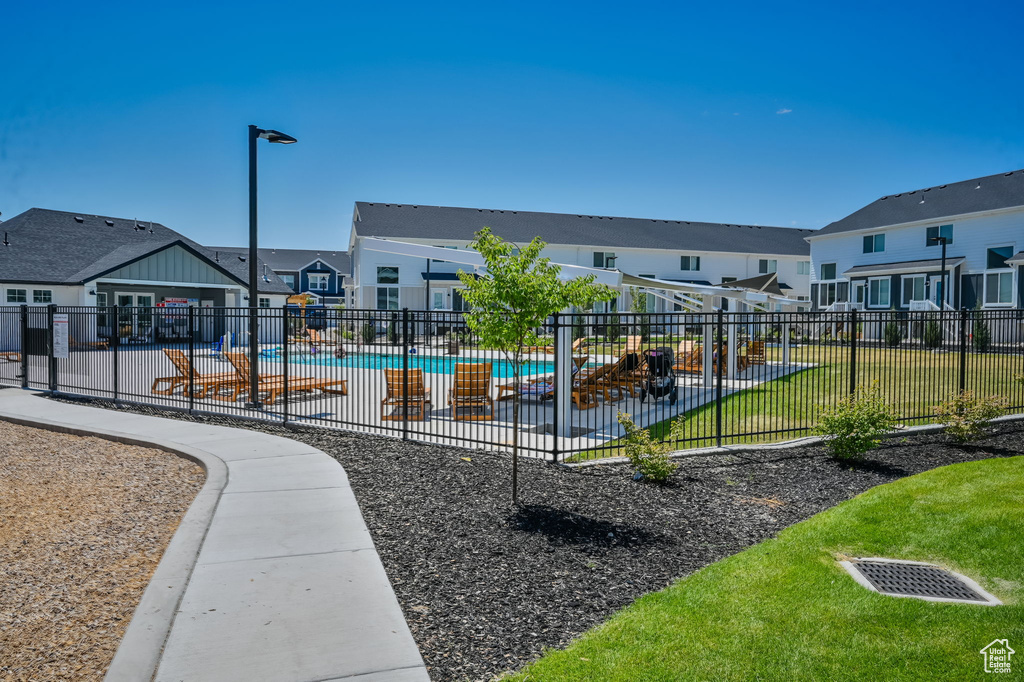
[852,561,986,602]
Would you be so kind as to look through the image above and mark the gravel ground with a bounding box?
[0,420,205,681]
[47,397,1024,681]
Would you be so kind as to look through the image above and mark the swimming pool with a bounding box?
[262,349,558,378]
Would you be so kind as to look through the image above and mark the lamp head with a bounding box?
[257,128,297,144]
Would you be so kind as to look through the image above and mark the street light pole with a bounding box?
[247,124,297,408]
[931,235,949,308]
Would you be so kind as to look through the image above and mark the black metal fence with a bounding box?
[1,306,1022,461]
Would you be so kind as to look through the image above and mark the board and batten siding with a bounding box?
[102,245,239,286]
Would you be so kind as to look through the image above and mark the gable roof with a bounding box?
[813,169,1024,238]
[353,202,812,256]
[210,247,350,274]
[0,208,293,293]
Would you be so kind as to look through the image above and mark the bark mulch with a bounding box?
[0,421,204,682]
[47,398,1024,682]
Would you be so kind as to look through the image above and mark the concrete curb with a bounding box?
[566,412,1024,468]
[0,389,429,682]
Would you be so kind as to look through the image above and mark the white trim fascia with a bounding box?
[297,259,343,273]
[806,204,1024,241]
[91,278,242,290]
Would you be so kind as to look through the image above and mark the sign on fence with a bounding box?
[53,314,69,359]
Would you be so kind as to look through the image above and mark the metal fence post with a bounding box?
[551,312,560,463]
[282,307,289,425]
[188,305,196,414]
[47,304,57,393]
[958,307,968,393]
[19,304,28,388]
[715,309,724,447]
[402,308,410,441]
[848,309,858,396]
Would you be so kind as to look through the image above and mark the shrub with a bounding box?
[617,411,683,483]
[361,322,377,345]
[934,390,1007,442]
[972,314,991,353]
[572,314,587,341]
[604,313,621,342]
[923,320,943,348]
[814,382,898,460]
[883,320,903,347]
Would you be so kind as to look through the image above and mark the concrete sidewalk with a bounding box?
[0,388,429,682]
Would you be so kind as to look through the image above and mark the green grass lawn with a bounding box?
[511,455,1024,681]
[570,344,1024,460]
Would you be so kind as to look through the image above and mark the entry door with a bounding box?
[116,293,154,340]
[853,283,865,308]
[930,276,945,307]
[430,288,447,310]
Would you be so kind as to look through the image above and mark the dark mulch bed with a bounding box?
[46,398,1024,681]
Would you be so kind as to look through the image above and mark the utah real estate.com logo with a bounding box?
[981,639,1014,674]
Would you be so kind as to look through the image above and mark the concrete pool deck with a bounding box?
[0,388,429,682]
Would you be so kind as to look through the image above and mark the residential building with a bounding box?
[806,169,1024,311]
[348,202,813,312]
[212,247,351,307]
[0,208,293,342]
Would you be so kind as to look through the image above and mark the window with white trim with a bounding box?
[594,252,616,268]
[376,266,400,310]
[797,261,810,275]
[901,275,926,305]
[985,271,1014,305]
[309,273,330,291]
[758,259,777,274]
[6,289,26,304]
[820,263,836,280]
[818,283,837,307]
[33,290,53,304]
[278,273,297,290]
[862,234,885,253]
[96,292,109,327]
[868,277,890,308]
[987,246,1013,270]
[680,255,700,271]
[258,298,271,308]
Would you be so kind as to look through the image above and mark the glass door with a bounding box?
[116,292,155,342]
[430,288,447,310]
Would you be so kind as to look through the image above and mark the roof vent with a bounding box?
[1005,172,1013,176]
[880,196,888,200]
[923,187,931,192]
[74,216,84,223]
[105,219,114,226]
[975,183,982,189]
[939,185,947,188]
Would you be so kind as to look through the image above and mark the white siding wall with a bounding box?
[352,236,810,309]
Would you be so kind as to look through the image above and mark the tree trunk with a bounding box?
[511,368,520,504]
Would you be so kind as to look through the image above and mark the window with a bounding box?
[818,283,837,307]
[278,273,297,290]
[862,234,885,253]
[985,272,1014,305]
[680,255,701,271]
[758,259,777,274]
[594,252,616,268]
[309,273,330,291]
[96,292,109,327]
[987,246,1013,269]
[6,289,26,303]
[901,275,926,305]
[868,278,890,307]
[32,290,52,304]
[376,266,399,284]
[432,245,457,263]
[820,263,836,280]
[452,288,470,312]
[926,224,953,246]
[376,286,399,310]
[797,261,810,275]
[258,298,271,309]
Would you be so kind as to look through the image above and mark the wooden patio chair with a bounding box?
[151,348,239,397]
[624,336,643,354]
[745,340,767,366]
[308,328,337,348]
[382,368,431,421]
[673,345,703,375]
[69,333,110,350]
[217,352,346,403]
[596,350,645,401]
[448,363,495,421]
[1,351,20,362]
[497,356,589,402]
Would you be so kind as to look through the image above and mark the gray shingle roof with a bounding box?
[353,202,812,256]
[210,247,350,274]
[0,208,293,294]
[814,169,1024,237]
[842,257,966,277]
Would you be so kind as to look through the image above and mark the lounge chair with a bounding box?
[69,334,110,350]
[382,368,431,420]
[497,357,603,409]
[1,351,20,362]
[596,350,645,401]
[151,348,239,397]
[624,336,643,354]
[218,352,346,404]
[308,328,337,348]
[674,345,703,375]
[497,356,589,402]
[448,363,495,421]
[745,341,767,366]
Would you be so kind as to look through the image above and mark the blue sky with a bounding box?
[2,0,1022,249]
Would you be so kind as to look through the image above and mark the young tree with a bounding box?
[458,228,615,503]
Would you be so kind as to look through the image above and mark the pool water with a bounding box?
[262,349,557,378]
